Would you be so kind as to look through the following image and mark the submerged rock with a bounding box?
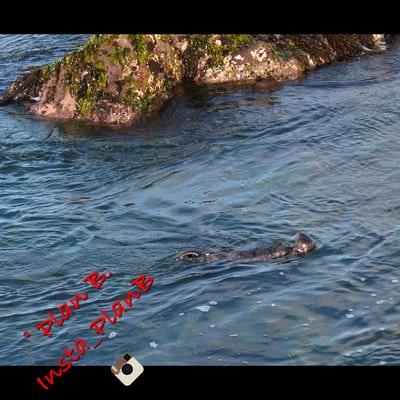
[0,34,392,126]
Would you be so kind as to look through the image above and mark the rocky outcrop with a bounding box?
[0,34,390,126]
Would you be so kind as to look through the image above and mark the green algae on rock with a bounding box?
[0,34,390,126]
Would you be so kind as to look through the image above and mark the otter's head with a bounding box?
[292,232,316,256]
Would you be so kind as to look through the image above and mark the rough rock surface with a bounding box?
[0,34,390,126]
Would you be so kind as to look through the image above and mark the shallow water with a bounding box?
[0,35,399,365]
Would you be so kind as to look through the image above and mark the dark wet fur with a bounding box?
[179,232,316,262]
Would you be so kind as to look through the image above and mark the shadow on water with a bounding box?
[52,80,282,138]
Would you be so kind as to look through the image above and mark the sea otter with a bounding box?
[178,232,316,262]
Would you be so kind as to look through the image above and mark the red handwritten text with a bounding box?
[36,338,90,391]
[35,273,154,392]
[35,292,89,337]
[83,271,108,289]
[88,274,154,335]
[34,271,112,337]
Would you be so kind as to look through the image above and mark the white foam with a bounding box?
[195,305,210,313]
[178,312,185,316]
[150,342,158,348]
[209,301,218,305]
[229,334,238,337]
[346,313,354,319]
[108,331,117,339]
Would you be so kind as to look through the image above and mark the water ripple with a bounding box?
[1,36,400,365]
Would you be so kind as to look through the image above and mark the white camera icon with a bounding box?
[111,353,144,386]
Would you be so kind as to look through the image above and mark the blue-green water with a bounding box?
[0,35,399,365]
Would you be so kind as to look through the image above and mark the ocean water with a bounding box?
[0,35,399,365]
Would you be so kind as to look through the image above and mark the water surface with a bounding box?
[0,35,399,365]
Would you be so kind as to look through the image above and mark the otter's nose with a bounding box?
[300,243,308,252]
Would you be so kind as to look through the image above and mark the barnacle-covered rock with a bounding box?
[0,34,392,126]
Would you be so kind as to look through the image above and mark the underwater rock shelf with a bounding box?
[0,34,391,126]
